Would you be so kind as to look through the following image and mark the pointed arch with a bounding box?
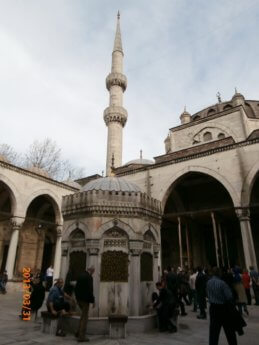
[63,221,89,241]
[160,165,240,211]
[24,189,62,224]
[241,161,259,206]
[97,218,137,239]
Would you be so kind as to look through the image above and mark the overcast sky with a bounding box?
[0,0,259,178]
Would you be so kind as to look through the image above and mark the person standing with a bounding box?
[232,267,248,316]
[242,269,251,306]
[189,268,198,312]
[0,270,8,294]
[45,265,54,291]
[75,266,95,342]
[207,267,245,345]
[196,266,207,319]
[249,266,259,305]
[154,280,177,333]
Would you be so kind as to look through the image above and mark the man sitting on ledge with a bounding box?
[46,278,71,337]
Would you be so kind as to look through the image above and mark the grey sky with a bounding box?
[0,0,258,177]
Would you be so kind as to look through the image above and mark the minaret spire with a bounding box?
[104,12,128,176]
[113,11,123,53]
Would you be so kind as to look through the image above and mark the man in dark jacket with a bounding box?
[196,266,207,319]
[75,266,95,342]
[154,280,177,333]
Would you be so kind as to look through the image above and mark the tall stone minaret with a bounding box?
[104,12,128,176]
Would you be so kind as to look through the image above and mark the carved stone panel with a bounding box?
[100,251,128,282]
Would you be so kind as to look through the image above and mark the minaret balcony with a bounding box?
[106,72,127,92]
[103,106,128,127]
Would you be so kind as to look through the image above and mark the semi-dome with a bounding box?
[82,176,141,193]
[125,158,154,165]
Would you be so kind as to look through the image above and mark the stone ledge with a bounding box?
[42,313,157,335]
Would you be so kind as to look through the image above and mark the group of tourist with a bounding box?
[154,265,259,344]
[11,262,259,343]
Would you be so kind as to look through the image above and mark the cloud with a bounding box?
[0,0,258,176]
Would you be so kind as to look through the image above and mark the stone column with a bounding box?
[236,208,257,270]
[177,217,183,268]
[185,225,191,268]
[86,239,100,317]
[5,217,23,279]
[211,212,220,267]
[129,241,142,316]
[153,244,160,284]
[53,225,62,281]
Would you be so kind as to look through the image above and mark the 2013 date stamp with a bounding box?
[22,267,31,320]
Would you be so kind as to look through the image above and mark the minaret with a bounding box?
[104,12,128,176]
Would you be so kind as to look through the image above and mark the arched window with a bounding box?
[207,108,216,116]
[192,115,201,121]
[218,133,225,140]
[223,104,232,111]
[203,132,212,141]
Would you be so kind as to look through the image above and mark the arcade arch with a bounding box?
[161,172,245,270]
[0,181,16,271]
[14,194,60,277]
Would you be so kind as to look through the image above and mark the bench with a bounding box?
[108,314,128,339]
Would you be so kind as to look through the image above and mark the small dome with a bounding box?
[63,179,81,189]
[28,166,50,178]
[82,176,141,193]
[125,158,154,166]
[232,90,245,105]
[180,107,191,124]
[180,109,191,118]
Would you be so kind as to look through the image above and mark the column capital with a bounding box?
[10,217,24,230]
[153,244,160,258]
[86,239,100,256]
[129,240,143,256]
[235,208,250,221]
[56,225,63,237]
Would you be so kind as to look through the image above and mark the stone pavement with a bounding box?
[1,291,259,345]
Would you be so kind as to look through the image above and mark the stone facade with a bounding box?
[0,160,77,282]
[61,181,161,317]
[0,13,258,321]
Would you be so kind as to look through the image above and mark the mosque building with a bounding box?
[0,13,258,316]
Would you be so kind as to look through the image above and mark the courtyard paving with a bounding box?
[0,291,259,345]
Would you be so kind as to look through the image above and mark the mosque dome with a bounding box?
[125,158,154,165]
[82,176,141,193]
[124,150,154,166]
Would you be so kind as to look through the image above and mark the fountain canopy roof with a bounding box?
[82,176,141,193]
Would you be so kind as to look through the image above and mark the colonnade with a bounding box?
[175,207,257,270]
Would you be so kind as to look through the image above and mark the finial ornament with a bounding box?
[216,92,222,103]
[184,106,186,112]
[235,87,238,94]
[117,10,120,20]
[140,149,143,159]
